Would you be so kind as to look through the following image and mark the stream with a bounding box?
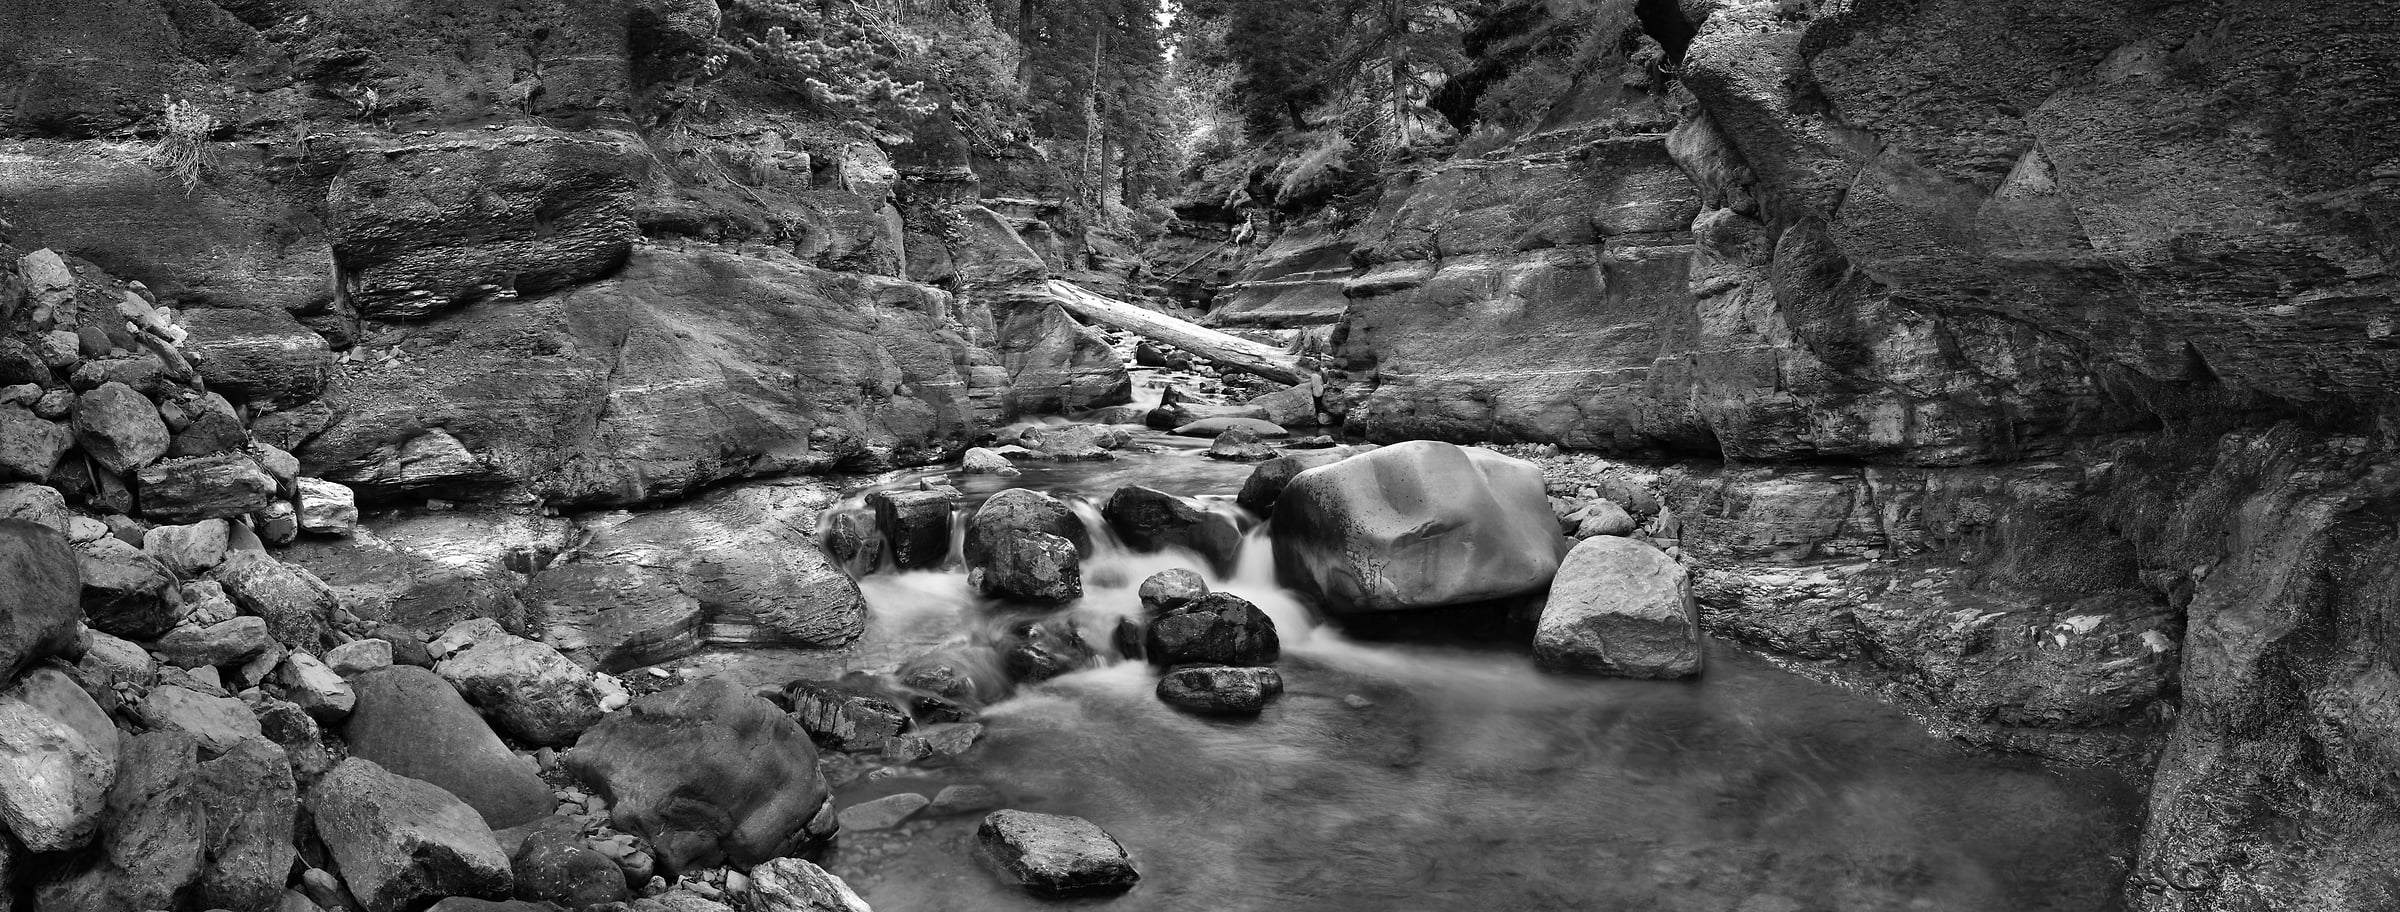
[757,421,2139,911]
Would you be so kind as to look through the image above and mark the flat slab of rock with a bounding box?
[309,757,513,912]
[837,792,929,831]
[977,809,1139,896]
[1533,536,1702,678]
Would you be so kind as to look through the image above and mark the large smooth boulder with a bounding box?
[308,758,514,912]
[564,677,836,873]
[0,666,120,851]
[1533,537,1702,679]
[1144,592,1278,667]
[213,551,338,650]
[976,810,1139,896]
[0,519,81,680]
[342,667,554,829]
[1101,485,1243,575]
[963,488,1088,561]
[434,625,604,746]
[70,382,168,475]
[1270,441,1564,614]
[1156,665,1284,716]
[136,452,280,524]
[974,531,1082,604]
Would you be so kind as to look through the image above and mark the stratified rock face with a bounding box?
[976,810,1139,897]
[1534,537,1701,679]
[1271,441,1564,614]
[137,451,280,523]
[0,519,81,680]
[176,308,336,408]
[308,758,514,912]
[565,677,836,873]
[341,666,554,829]
[303,247,983,506]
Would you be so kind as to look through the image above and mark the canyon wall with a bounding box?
[1217,0,2399,907]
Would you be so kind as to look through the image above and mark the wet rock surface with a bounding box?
[976,809,1140,896]
[1271,441,1564,615]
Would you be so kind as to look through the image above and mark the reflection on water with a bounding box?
[798,430,2139,912]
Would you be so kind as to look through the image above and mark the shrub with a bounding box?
[151,96,218,193]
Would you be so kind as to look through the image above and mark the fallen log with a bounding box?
[1037,280,1308,386]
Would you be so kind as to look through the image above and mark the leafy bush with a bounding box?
[723,0,936,121]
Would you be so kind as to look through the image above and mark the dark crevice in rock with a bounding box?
[1633,0,1699,62]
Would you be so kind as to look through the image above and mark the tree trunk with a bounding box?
[1037,280,1309,385]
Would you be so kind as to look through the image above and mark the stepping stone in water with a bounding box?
[838,793,930,832]
[978,809,1140,896]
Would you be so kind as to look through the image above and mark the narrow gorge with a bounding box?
[0,0,2394,910]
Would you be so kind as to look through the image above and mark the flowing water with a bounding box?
[784,427,2139,912]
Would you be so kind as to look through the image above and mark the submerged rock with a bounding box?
[1535,537,1701,679]
[977,809,1139,896]
[1271,441,1563,615]
[1157,665,1285,715]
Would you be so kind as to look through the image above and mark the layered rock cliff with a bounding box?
[1202,0,2400,908]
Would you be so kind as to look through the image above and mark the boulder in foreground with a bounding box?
[1270,441,1564,614]
[1533,536,1701,679]
[308,757,513,912]
[977,809,1139,896]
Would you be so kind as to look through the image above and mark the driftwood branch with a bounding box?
[1037,280,1309,386]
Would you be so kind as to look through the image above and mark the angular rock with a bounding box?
[1145,592,1279,667]
[254,698,334,780]
[1102,485,1244,575]
[255,500,300,546]
[434,625,604,746]
[196,736,302,911]
[880,722,983,763]
[70,382,168,476]
[274,652,358,722]
[0,483,71,531]
[328,638,396,676]
[34,731,206,912]
[133,685,265,754]
[869,488,955,570]
[136,452,280,524]
[309,757,514,912]
[565,677,836,872]
[784,678,910,752]
[974,531,1082,604]
[1157,665,1285,715]
[1533,536,1701,679]
[960,446,1019,475]
[1205,427,1277,461]
[1173,416,1288,438]
[75,535,178,639]
[1137,569,1209,614]
[0,519,81,680]
[0,405,71,480]
[747,856,872,912]
[343,666,554,828]
[1271,441,1564,614]
[157,616,273,669]
[178,307,338,408]
[142,518,231,577]
[977,809,1139,896]
[511,818,628,908]
[214,551,337,650]
[1575,499,1637,538]
[165,392,248,458]
[78,630,155,688]
[0,666,120,851]
[297,478,361,535]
